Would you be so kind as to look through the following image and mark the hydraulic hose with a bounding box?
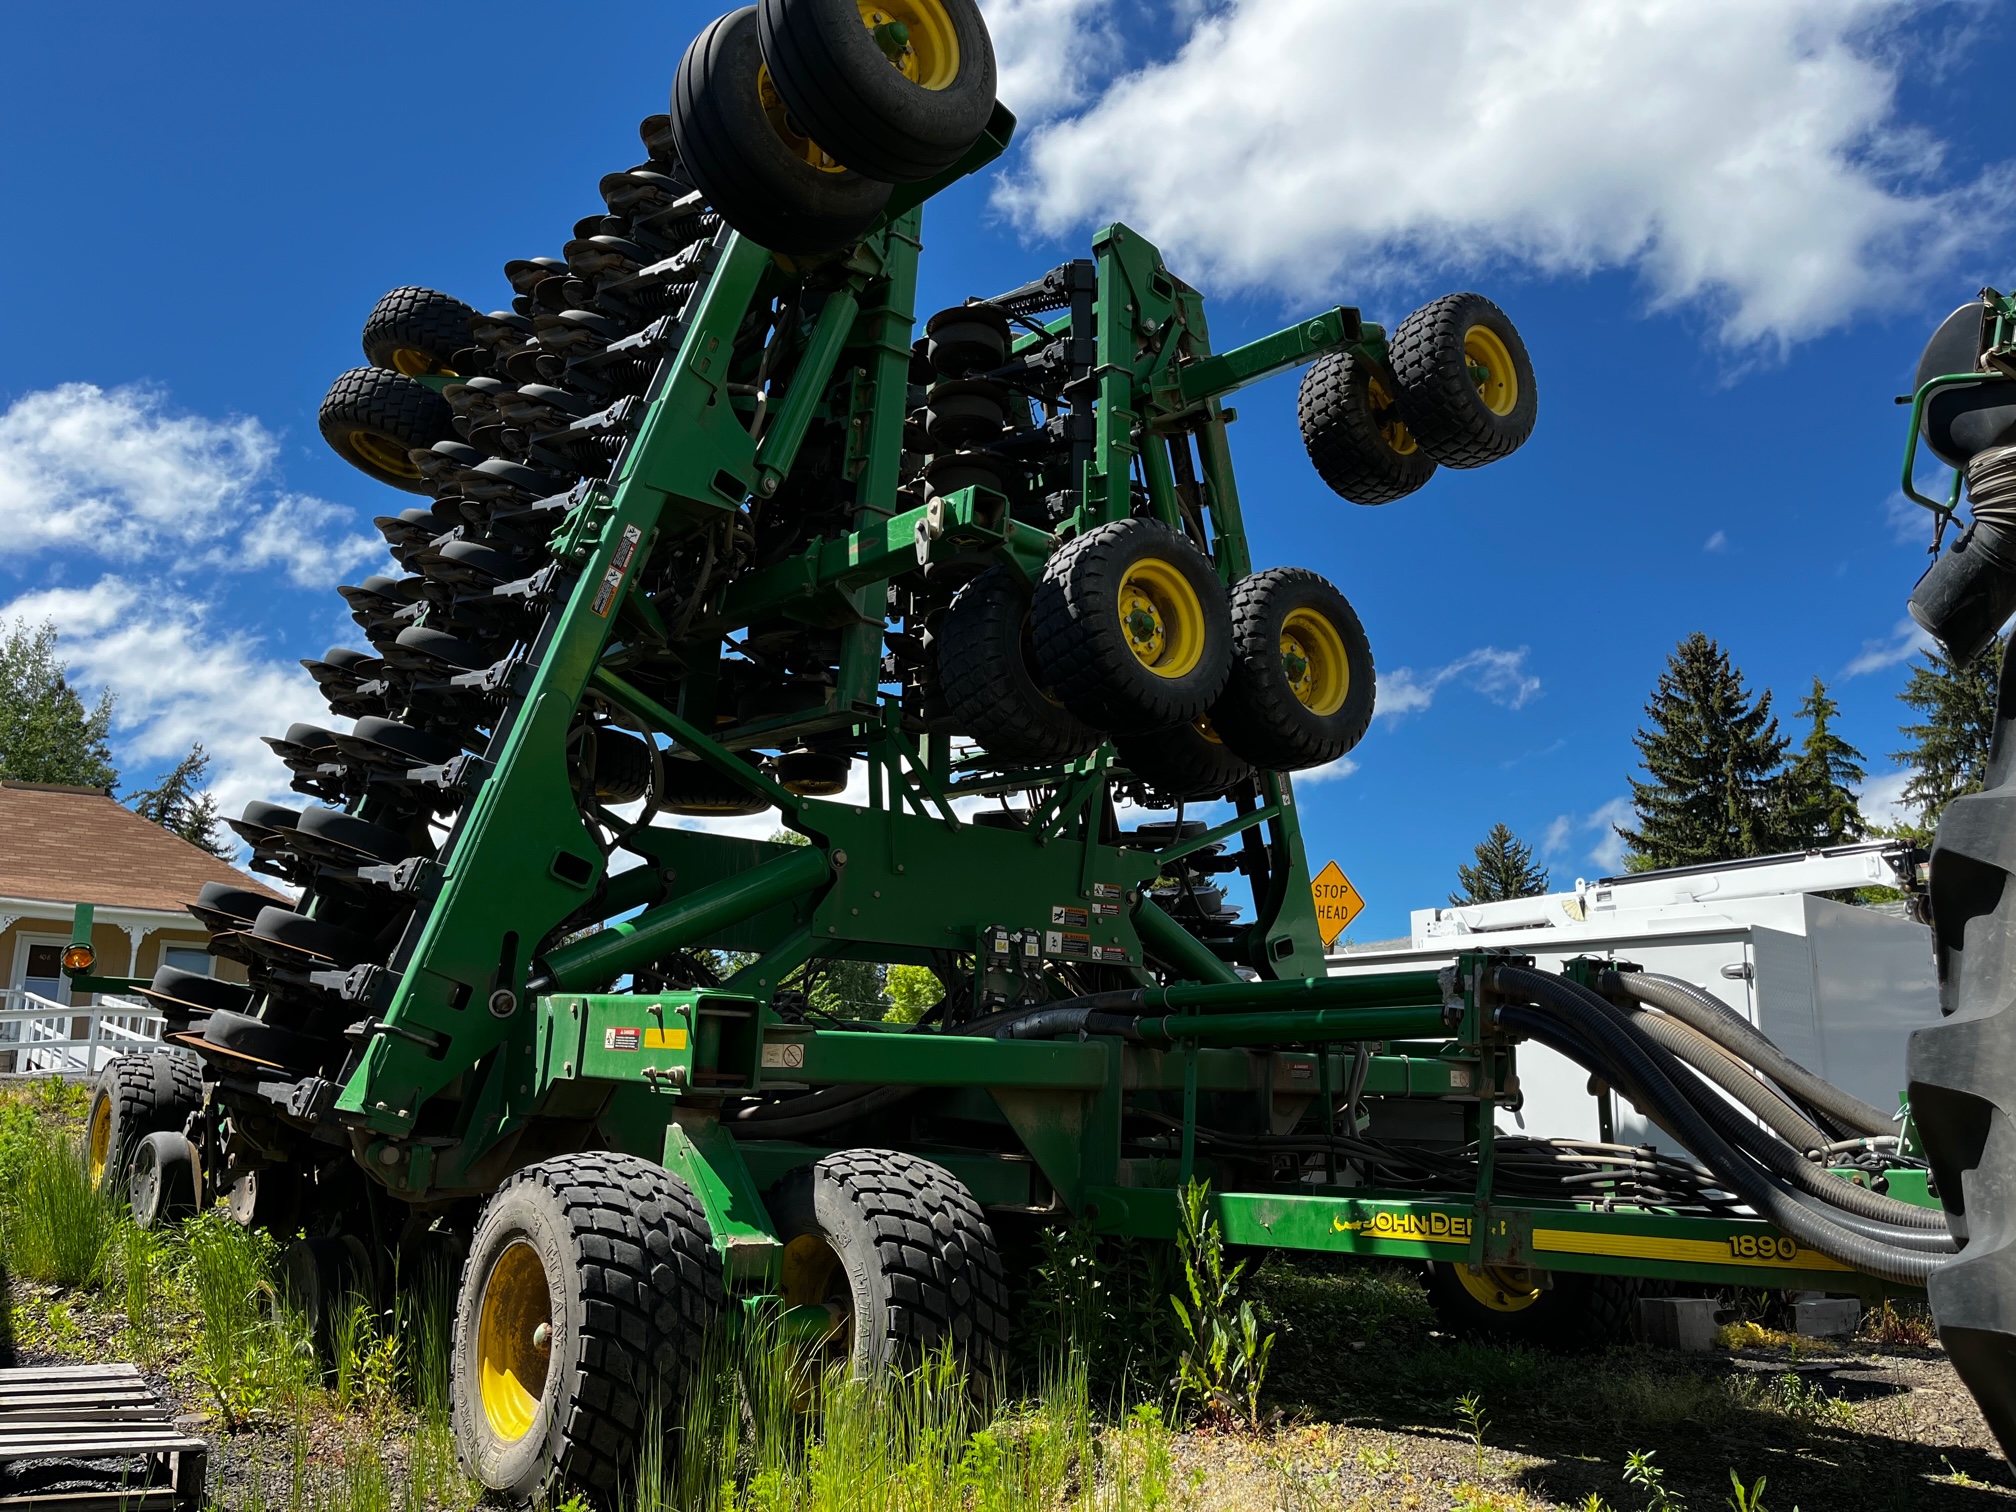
[1512,993,1951,1251]
[1606,971,1894,1137]
[1620,1005,1830,1154]
[1491,970,1945,1285]
[1508,968,1948,1236]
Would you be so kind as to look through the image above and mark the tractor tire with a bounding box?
[1031,519,1232,736]
[451,1152,721,1507]
[319,367,457,495]
[1297,349,1437,505]
[87,1050,202,1195]
[128,1132,200,1231]
[1387,292,1537,469]
[767,1149,1009,1381]
[671,7,891,256]
[1424,1262,1638,1353]
[1114,718,1253,801]
[1210,568,1375,771]
[758,0,998,184]
[940,566,1101,763]
[362,286,480,377]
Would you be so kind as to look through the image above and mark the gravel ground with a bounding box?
[8,1262,2012,1511]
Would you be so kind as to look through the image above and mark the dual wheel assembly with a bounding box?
[452,1149,1006,1504]
[938,525,1378,801]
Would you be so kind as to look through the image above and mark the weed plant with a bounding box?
[5,1118,115,1286]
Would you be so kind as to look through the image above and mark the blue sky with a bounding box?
[2,0,2011,939]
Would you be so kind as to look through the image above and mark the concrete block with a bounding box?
[1793,1298,1861,1338]
[1639,1296,1718,1353]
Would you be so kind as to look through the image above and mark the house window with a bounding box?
[162,947,212,977]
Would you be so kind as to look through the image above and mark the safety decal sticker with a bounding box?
[604,1027,641,1051]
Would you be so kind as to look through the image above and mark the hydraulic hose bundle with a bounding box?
[1489,966,1949,1286]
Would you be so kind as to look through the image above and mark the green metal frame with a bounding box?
[78,131,1930,1309]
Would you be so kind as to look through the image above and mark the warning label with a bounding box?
[1044,929,1091,959]
[604,1027,641,1052]
[1311,860,1365,948]
[590,524,645,616]
[1089,883,1123,900]
[1050,904,1089,929]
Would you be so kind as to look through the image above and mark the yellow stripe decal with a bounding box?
[644,1027,688,1050]
[1533,1227,1853,1273]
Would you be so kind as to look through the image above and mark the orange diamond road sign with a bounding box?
[1311,860,1364,948]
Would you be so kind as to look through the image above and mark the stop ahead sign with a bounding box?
[1311,860,1365,948]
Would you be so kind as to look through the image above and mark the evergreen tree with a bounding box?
[128,743,230,858]
[1776,676,1867,848]
[0,619,117,788]
[1891,636,2003,828]
[1617,633,1789,869]
[1450,823,1550,904]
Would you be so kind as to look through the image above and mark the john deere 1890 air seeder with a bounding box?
[66,2,1981,1501]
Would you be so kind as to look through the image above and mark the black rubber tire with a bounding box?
[362,286,480,377]
[940,566,1101,763]
[1031,518,1232,736]
[671,8,892,256]
[1114,719,1254,801]
[451,1153,721,1506]
[1387,292,1537,469]
[128,1131,199,1230]
[319,367,457,495]
[280,1234,374,1360]
[1424,1262,1639,1353]
[766,1149,1009,1379]
[87,1050,202,1195]
[776,749,851,795]
[660,753,774,816]
[1297,350,1437,504]
[1210,568,1375,771]
[758,0,997,183]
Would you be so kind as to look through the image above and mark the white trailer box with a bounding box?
[1325,844,1938,1150]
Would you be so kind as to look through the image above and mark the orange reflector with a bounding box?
[61,944,95,972]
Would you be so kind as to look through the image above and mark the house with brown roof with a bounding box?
[0,780,284,1008]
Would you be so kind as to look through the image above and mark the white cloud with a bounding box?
[1858,768,1917,828]
[1296,754,1358,785]
[1379,646,1539,721]
[1703,530,1729,553]
[996,0,2012,346]
[0,383,381,588]
[1886,490,1940,546]
[0,578,328,820]
[1844,615,1934,676]
[982,0,1118,121]
[1544,795,1635,874]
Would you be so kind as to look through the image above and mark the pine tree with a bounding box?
[1450,823,1550,904]
[1776,676,1867,849]
[128,743,230,858]
[0,619,117,788]
[1617,633,1789,869]
[1891,636,2003,828]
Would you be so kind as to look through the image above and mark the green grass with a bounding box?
[3,1105,116,1287]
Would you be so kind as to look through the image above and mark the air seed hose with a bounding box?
[1605,971,1897,1137]
[1508,968,1948,1236]
[1491,970,1945,1285]
[1619,1005,1830,1154]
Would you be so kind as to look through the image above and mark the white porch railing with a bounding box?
[0,988,167,1078]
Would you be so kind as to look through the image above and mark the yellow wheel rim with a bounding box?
[390,348,455,379]
[1116,557,1207,680]
[476,1241,553,1443]
[1279,607,1350,717]
[1455,1263,1544,1313]
[1463,324,1519,416]
[1365,374,1418,456]
[758,63,850,173]
[781,1233,853,1359]
[1195,714,1225,744]
[858,1,960,90]
[86,1101,110,1187]
[349,430,422,478]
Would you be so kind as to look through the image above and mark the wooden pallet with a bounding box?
[0,1366,206,1511]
